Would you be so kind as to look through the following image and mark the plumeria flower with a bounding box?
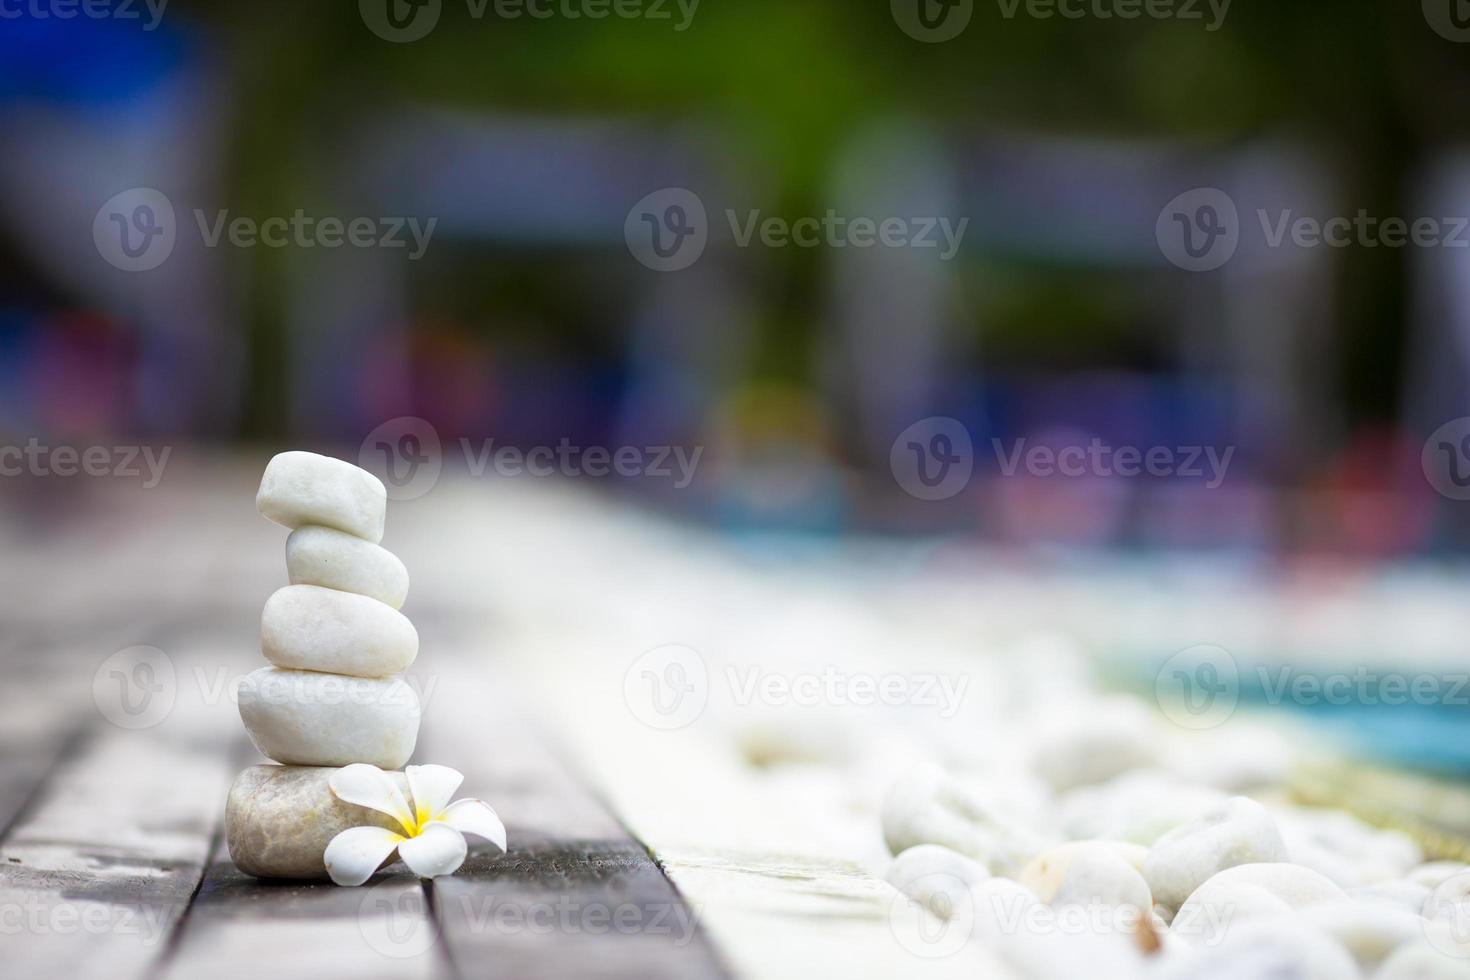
[324,763,507,886]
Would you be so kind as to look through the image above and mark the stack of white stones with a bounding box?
[226,451,421,878]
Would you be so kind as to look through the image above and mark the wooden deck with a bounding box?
[0,458,1004,980]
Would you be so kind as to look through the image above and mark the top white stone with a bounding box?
[257,451,387,543]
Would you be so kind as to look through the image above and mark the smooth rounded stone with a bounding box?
[1155,920,1358,980]
[227,765,411,878]
[287,526,409,609]
[1057,769,1227,845]
[1300,900,1423,969]
[1274,805,1423,889]
[996,921,1147,980]
[1018,841,1151,910]
[257,451,387,543]
[1170,883,1294,944]
[969,878,1042,943]
[238,666,420,769]
[261,584,418,678]
[882,764,1053,876]
[1349,880,1431,916]
[1162,724,1294,792]
[1029,698,1160,793]
[1144,796,1289,911]
[1410,862,1470,890]
[1172,863,1348,944]
[1376,937,1470,979]
[885,845,989,920]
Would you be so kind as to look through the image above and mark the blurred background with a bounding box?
[4,0,1470,550]
[5,3,1470,784]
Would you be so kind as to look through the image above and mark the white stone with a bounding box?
[969,877,1041,942]
[885,845,989,921]
[1156,920,1358,980]
[1274,804,1423,889]
[1300,899,1422,969]
[287,526,409,609]
[1170,883,1293,945]
[1410,862,1470,890]
[1377,936,1470,979]
[1350,880,1432,916]
[1172,863,1347,945]
[1057,769,1226,845]
[881,763,1053,876]
[257,451,387,543]
[238,666,420,769]
[1143,796,1289,911]
[1029,697,1160,792]
[1018,841,1151,910]
[261,584,417,678]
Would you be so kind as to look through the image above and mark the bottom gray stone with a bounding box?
[226,764,409,879]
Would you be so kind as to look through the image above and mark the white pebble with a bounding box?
[885,845,989,920]
[257,451,387,543]
[1057,770,1226,845]
[1300,899,1423,969]
[881,764,1053,876]
[1173,863,1347,945]
[1349,880,1432,916]
[1018,841,1151,910]
[261,584,418,678]
[1144,796,1288,911]
[286,526,409,609]
[1029,698,1160,792]
[1376,937,1470,979]
[1156,920,1358,980]
[238,666,420,769]
[1274,805,1423,889]
[1410,862,1470,890]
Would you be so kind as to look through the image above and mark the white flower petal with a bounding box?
[406,764,464,825]
[397,823,467,879]
[324,826,405,886]
[329,764,416,835]
[438,799,507,853]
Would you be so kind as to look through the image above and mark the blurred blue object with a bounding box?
[0,9,187,107]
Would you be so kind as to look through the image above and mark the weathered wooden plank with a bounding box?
[417,623,731,980]
[155,839,444,980]
[0,726,232,979]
